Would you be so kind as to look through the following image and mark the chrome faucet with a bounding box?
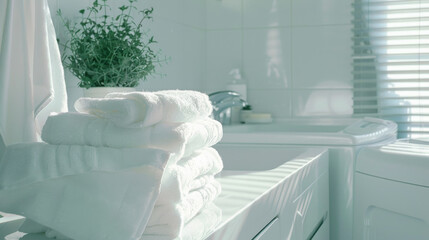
[209,91,247,125]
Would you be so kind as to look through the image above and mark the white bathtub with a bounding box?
[221,118,396,145]
[216,118,397,240]
[204,146,329,240]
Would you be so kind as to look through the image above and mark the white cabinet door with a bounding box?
[253,217,280,240]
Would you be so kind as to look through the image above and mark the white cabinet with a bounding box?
[287,172,330,240]
[252,217,280,240]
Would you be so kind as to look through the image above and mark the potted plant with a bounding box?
[58,0,164,97]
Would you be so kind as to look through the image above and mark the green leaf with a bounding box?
[58,0,166,88]
[119,6,128,11]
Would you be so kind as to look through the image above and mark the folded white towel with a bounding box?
[157,148,223,205]
[142,179,222,240]
[18,203,221,240]
[7,233,48,240]
[0,133,6,160]
[0,142,168,190]
[174,203,222,240]
[142,203,222,240]
[0,143,170,240]
[74,90,213,128]
[41,113,222,158]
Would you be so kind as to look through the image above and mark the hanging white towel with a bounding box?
[0,0,67,145]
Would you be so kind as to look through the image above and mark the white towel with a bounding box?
[7,233,48,240]
[0,143,170,240]
[174,203,222,240]
[41,113,222,158]
[142,179,222,240]
[157,148,223,205]
[141,203,222,240]
[0,133,5,160]
[0,142,168,190]
[27,203,222,240]
[74,90,213,128]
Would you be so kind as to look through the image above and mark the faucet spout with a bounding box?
[209,91,248,125]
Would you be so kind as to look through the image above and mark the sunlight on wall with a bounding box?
[265,1,288,87]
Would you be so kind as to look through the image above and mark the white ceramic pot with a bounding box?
[83,87,137,98]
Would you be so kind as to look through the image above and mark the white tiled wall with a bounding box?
[49,0,353,119]
[48,0,206,110]
[205,0,353,119]
[205,29,242,92]
[243,27,292,90]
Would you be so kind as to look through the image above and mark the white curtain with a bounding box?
[0,0,68,145]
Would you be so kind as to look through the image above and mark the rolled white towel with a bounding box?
[74,90,213,128]
[0,143,170,240]
[157,148,223,205]
[142,179,222,240]
[41,113,222,158]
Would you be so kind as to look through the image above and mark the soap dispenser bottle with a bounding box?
[226,68,247,124]
[226,68,247,101]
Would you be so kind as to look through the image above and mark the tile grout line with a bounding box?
[202,0,207,92]
[290,0,294,119]
[241,0,245,90]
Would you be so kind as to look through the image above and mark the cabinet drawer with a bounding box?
[252,217,280,240]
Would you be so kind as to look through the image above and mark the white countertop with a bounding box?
[5,148,328,240]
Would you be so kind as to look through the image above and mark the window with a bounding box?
[353,0,429,138]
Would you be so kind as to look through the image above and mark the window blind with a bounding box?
[352,0,429,138]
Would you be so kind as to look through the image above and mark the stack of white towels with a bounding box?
[0,90,224,240]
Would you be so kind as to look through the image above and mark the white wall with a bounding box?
[205,0,353,119]
[48,0,206,110]
[49,0,353,119]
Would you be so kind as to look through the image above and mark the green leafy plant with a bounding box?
[242,104,252,111]
[58,0,165,89]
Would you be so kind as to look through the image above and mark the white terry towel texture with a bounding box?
[24,179,223,240]
[0,143,170,240]
[157,148,223,205]
[142,179,222,240]
[21,203,223,240]
[74,90,213,128]
[13,221,70,240]
[173,203,222,240]
[0,142,169,189]
[41,113,222,158]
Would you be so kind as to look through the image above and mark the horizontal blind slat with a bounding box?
[353,8,429,16]
[353,17,429,24]
[353,61,429,67]
[352,0,429,137]
[353,79,429,83]
[353,35,429,41]
[354,0,429,6]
